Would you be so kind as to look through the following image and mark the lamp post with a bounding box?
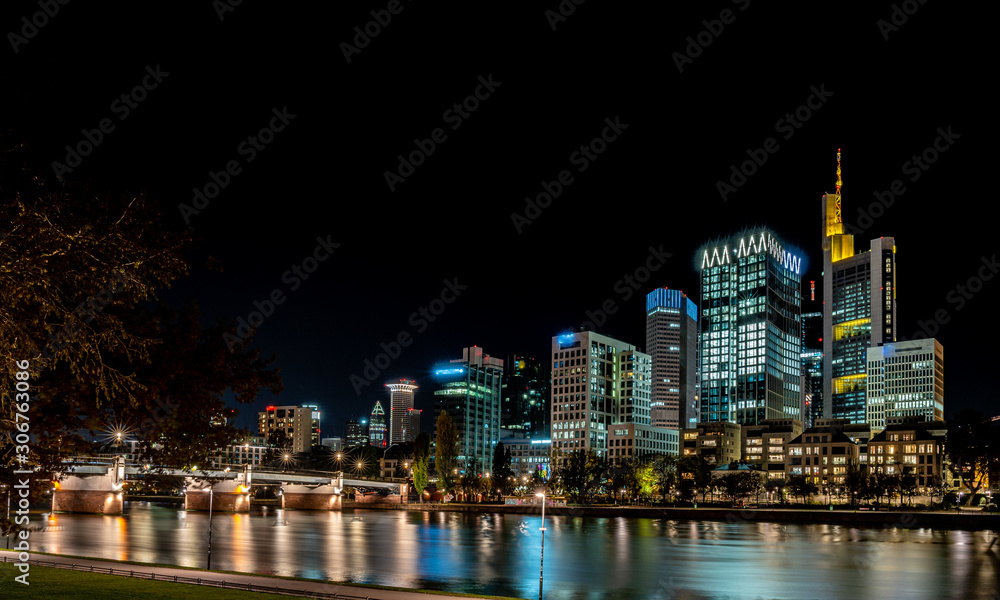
[206,484,214,570]
[535,492,547,600]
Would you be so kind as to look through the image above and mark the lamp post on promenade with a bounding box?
[536,492,547,600]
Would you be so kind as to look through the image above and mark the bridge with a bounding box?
[50,457,408,515]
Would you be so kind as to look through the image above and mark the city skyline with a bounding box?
[4,3,993,438]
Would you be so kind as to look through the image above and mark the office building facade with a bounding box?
[369,401,387,448]
[433,346,504,474]
[698,229,804,425]
[645,288,699,429]
[865,339,944,432]
[501,355,550,439]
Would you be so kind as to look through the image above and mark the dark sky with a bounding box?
[4,2,994,435]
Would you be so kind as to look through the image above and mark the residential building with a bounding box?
[741,418,803,479]
[866,419,946,491]
[680,422,741,466]
[386,379,418,444]
[433,346,504,474]
[785,427,860,486]
[821,150,898,423]
[645,288,699,429]
[865,339,944,432]
[698,229,804,425]
[257,404,322,454]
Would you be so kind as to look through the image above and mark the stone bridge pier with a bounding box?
[52,460,125,515]
[281,483,343,510]
[184,473,251,513]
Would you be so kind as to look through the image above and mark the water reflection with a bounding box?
[26,502,1000,600]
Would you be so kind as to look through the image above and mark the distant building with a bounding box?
[680,422,741,466]
[645,288,699,429]
[609,423,678,462]
[386,379,418,444]
[865,339,944,432]
[433,346,504,474]
[501,355,550,439]
[369,401,387,448]
[698,229,803,425]
[500,438,552,479]
[345,417,369,448]
[257,404,321,454]
[801,310,823,428]
[321,437,343,451]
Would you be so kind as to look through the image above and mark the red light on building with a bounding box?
[266,405,276,411]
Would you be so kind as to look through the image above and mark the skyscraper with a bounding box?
[697,229,803,425]
[432,346,503,474]
[645,288,699,429]
[501,355,550,438]
[369,401,387,448]
[801,309,823,428]
[865,339,944,431]
[345,417,368,448]
[821,150,897,423]
[386,378,418,444]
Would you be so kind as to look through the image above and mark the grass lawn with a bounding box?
[0,563,301,599]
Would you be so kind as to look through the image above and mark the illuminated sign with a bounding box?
[557,333,575,345]
[434,367,465,376]
[530,439,551,444]
[700,231,801,274]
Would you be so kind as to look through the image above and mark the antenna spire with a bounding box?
[835,147,842,196]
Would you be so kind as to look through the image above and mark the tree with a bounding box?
[560,449,603,504]
[947,409,995,504]
[843,460,869,506]
[677,455,712,502]
[0,143,193,418]
[434,411,458,492]
[412,432,430,498]
[491,441,514,499]
[787,475,817,504]
[650,454,678,502]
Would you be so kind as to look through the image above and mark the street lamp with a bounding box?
[206,484,215,570]
[536,492,547,600]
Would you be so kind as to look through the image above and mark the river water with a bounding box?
[23,503,1000,599]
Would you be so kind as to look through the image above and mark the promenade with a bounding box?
[0,551,517,600]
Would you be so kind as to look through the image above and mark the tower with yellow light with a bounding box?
[821,149,897,423]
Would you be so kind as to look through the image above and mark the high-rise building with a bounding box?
[645,288,699,429]
[501,355,550,438]
[433,346,504,474]
[369,401,387,448]
[345,417,369,448]
[386,379,418,444]
[404,407,422,442]
[257,404,321,454]
[551,331,668,466]
[801,310,823,428]
[821,150,897,423]
[865,339,944,432]
[697,229,804,425]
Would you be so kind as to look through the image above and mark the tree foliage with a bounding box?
[412,431,430,496]
[947,409,996,503]
[434,411,458,491]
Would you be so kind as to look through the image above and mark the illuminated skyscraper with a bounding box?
[501,355,550,438]
[432,347,504,474]
[645,288,699,429]
[257,404,321,454]
[386,379,418,444]
[697,229,803,425]
[801,310,823,428]
[821,150,897,423]
[369,401,387,448]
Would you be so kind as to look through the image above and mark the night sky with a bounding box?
[4,2,993,435]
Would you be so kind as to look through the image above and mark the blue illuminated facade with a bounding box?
[697,229,803,426]
[645,288,699,429]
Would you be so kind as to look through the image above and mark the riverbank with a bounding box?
[342,501,1000,530]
